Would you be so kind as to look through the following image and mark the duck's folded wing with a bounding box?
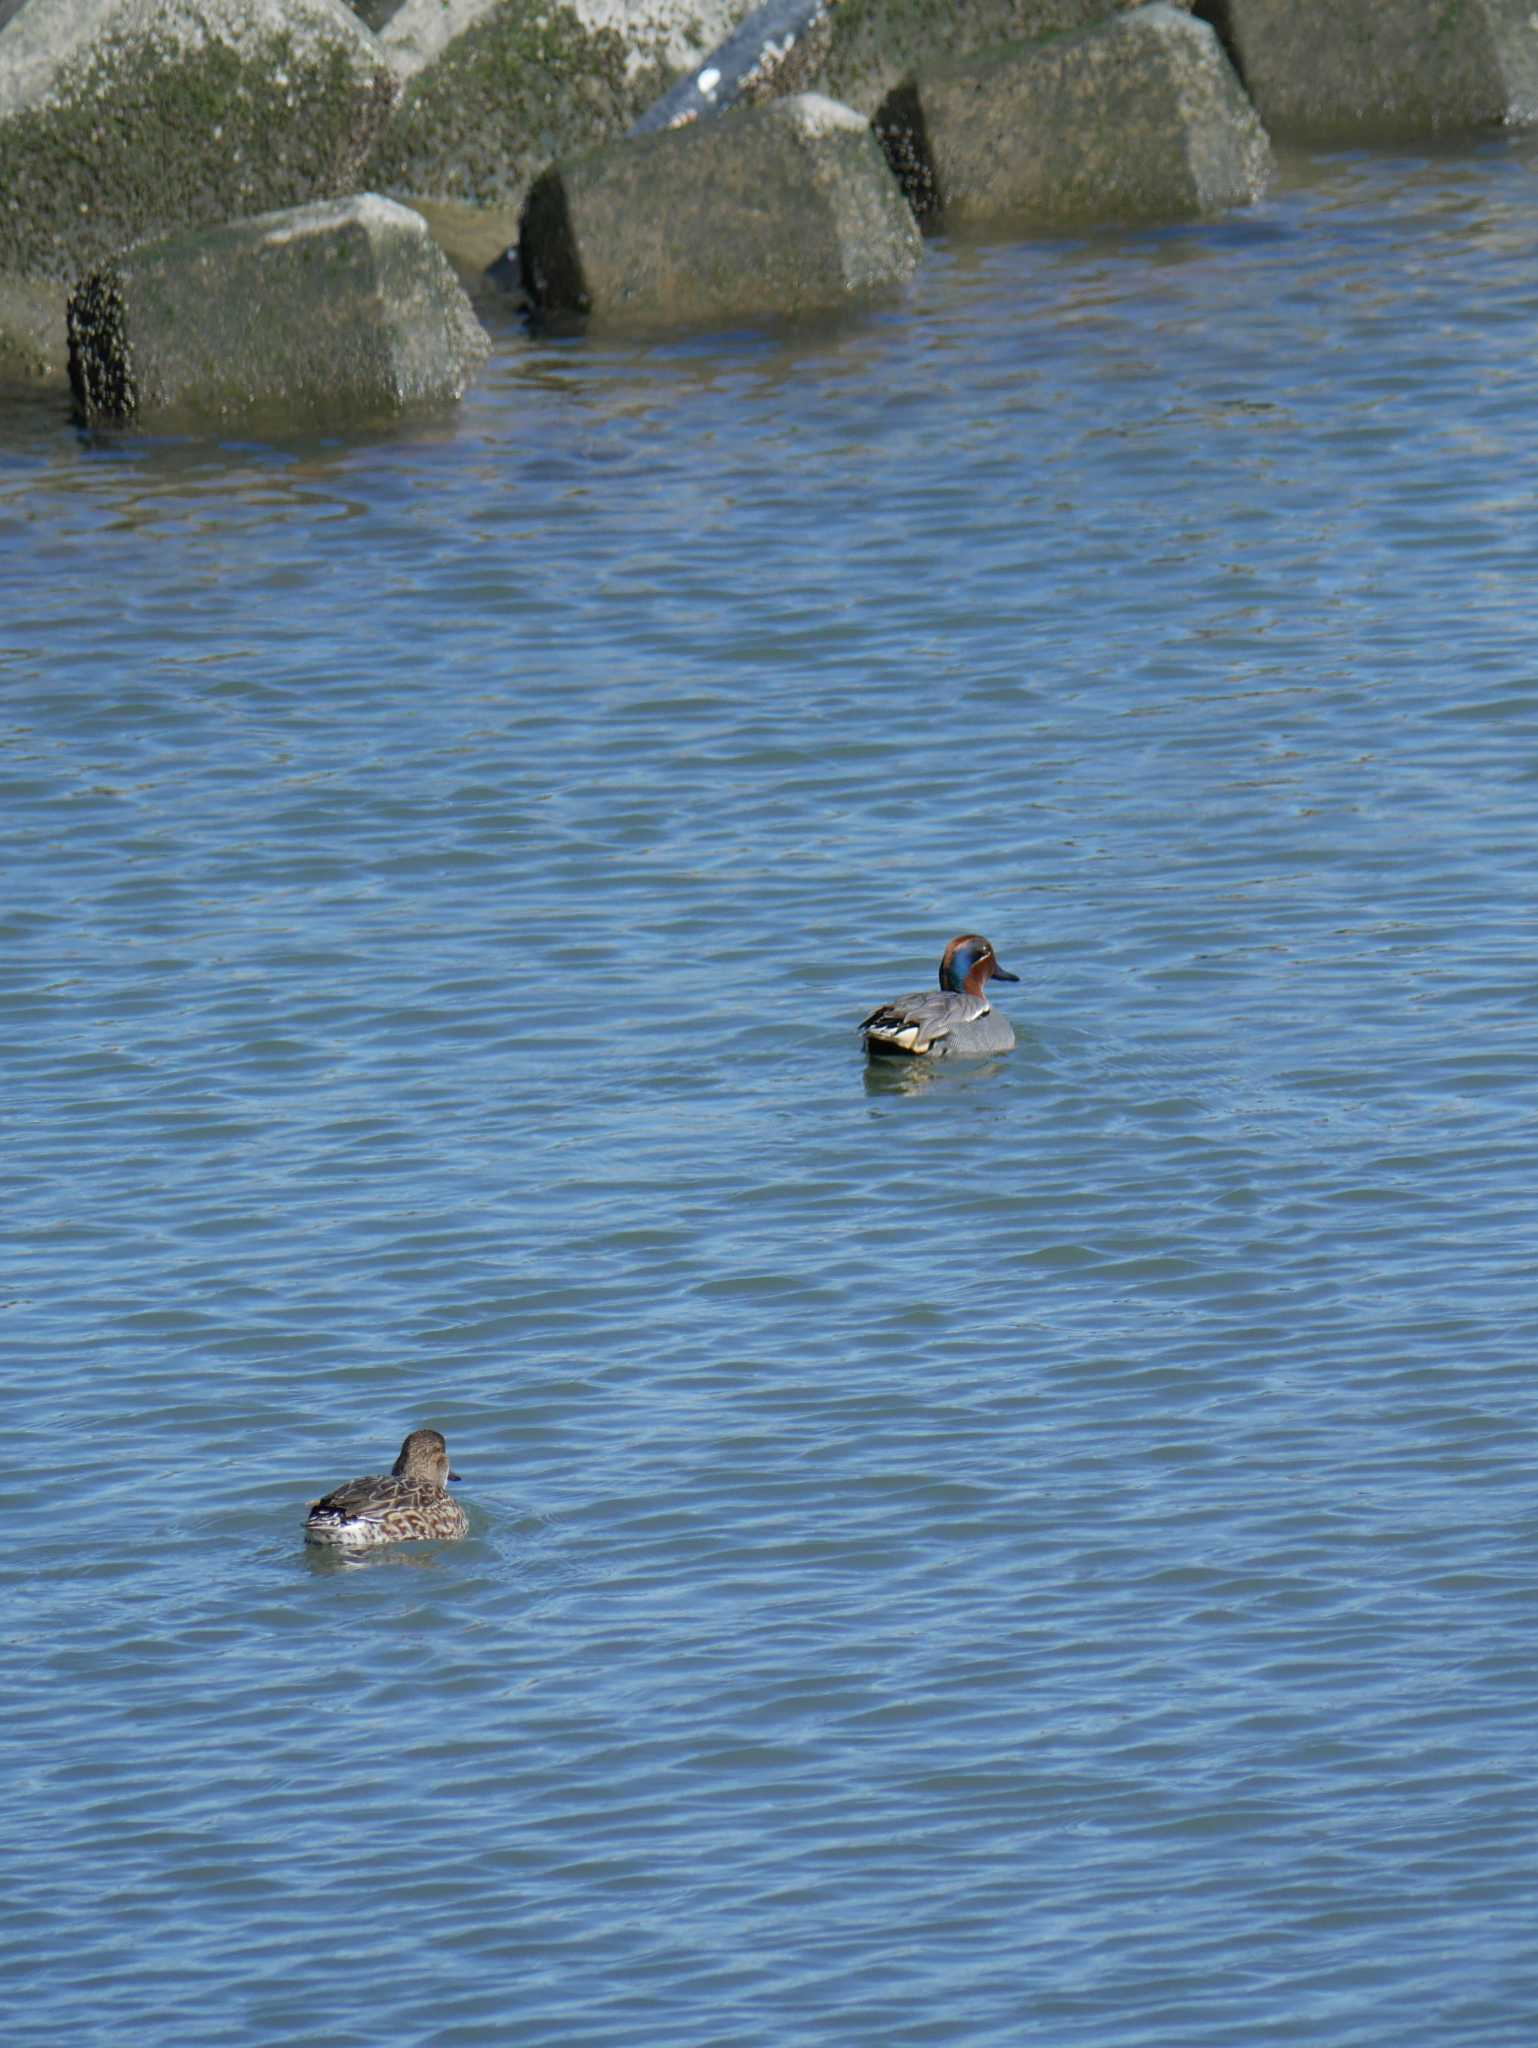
[307,1474,387,1517]
[861,989,972,1054]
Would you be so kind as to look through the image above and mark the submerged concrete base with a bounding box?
[882,5,1271,227]
[519,91,920,330]
[67,194,490,429]
[1201,0,1538,139]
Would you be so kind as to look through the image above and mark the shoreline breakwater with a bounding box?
[1,0,1534,428]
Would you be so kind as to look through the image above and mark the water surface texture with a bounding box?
[6,142,1538,2047]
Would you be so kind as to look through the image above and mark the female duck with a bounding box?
[861,933,1020,1058]
[304,1428,469,1548]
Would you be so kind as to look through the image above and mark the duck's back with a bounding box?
[305,1472,468,1548]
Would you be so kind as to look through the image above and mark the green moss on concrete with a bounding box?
[364,3,673,207]
[0,25,396,283]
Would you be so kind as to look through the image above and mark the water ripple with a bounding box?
[5,139,1538,2048]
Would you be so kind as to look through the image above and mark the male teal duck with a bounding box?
[304,1428,469,1548]
[860,933,1020,1058]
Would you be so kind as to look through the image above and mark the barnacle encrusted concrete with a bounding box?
[362,0,755,210]
[519,90,920,331]
[0,0,398,282]
[880,5,1271,227]
[67,192,489,427]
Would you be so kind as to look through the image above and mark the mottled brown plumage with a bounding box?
[304,1428,469,1548]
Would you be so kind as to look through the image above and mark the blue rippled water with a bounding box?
[5,139,1538,2047]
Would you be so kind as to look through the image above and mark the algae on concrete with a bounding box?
[0,0,399,284]
[364,0,751,210]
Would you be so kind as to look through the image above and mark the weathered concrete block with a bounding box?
[519,91,920,330]
[881,5,1271,228]
[67,192,490,428]
[363,0,754,211]
[772,0,1169,120]
[0,0,398,284]
[0,270,67,384]
[1197,0,1538,139]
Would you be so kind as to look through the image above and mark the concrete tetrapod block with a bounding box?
[519,91,921,331]
[776,0,1162,121]
[1198,0,1538,140]
[0,0,398,283]
[880,5,1271,228]
[67,193,490,428]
